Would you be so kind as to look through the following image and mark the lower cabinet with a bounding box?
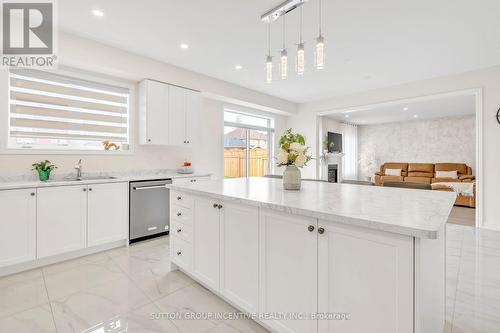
[192,196,221,290]
[0,189,36,267]
[317,221,414,333]
[220,202,259,314]
[37,185,88,258]
[259,209,319,333]
[87,182,128,246]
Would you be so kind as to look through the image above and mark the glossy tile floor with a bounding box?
[1,225,499,333]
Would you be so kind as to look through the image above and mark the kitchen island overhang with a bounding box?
[167,177,455,333]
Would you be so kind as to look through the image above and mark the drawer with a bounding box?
[171,236,192,272]
[171,220,193,243]
[171,191,193,209]
[171,204,193,225]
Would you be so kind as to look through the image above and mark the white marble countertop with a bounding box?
[0,170,212,190]
[167,177,456,239]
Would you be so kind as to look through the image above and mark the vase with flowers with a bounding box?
[276,129,312,190]
[32,160,57,182]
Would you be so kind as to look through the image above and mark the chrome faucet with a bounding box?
[75,159,83,180]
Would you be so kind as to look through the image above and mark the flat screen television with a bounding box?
[327,132,342,153]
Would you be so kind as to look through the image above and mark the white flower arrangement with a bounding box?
[276,129,312,168]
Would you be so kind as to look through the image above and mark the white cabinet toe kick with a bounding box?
[169,190,446,333]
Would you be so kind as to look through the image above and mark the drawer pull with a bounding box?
[177,196,182,200]
[308,225,315,232]
[318,227,325,234]
[213,203,218,208]
[30,192,36,196]
[177,251,182,256]
[217,204,223,209]
[177,228,182,233]
[177,212,182,217]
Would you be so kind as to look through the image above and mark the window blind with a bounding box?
[8,69,130,149]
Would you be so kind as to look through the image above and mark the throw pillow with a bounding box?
[385,168,402,176]
[435,170,458,179]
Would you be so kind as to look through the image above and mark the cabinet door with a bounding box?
[259,209,318,333]
[220,202,259,313]
[193,196,220,290]
[37,185,87,258]
[185,89,201,146]
[168,85,187,146]
[0,189,36,267]
[88,182,128,247]
[318,221,413,333]
[143,80,169,145]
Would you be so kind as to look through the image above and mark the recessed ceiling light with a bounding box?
[345,115,349,118]
[235,65,243,70]
[413,114,419,118]
[403,107,409,111]
[92,9,104,17]
[180,43,189,49]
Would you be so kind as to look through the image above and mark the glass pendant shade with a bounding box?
[315,35,325,70]
[296,43,305,75]
[280,49,288,80]
[266,55,273,83]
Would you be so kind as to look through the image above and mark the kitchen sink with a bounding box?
[62,176,117,181]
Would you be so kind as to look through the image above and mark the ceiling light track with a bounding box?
[261,0,308,23]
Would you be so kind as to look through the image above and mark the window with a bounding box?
[7,69,130,151]
[224,110,274,178]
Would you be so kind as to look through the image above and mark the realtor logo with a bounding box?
[1,1,57,67]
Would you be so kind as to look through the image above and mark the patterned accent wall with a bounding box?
[358,115,475,179]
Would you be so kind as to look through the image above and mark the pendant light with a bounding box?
[315,0,325,69]
[296,7,305,75]
[280,15,288,80]
[265,24,273,83]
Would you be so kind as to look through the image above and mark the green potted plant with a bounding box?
[32,160,57,182]
[276,129,312,190]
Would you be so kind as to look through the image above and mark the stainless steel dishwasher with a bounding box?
[129,179,172,243]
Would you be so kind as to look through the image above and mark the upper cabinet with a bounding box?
[139,79,201,146]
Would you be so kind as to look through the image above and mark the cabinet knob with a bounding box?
[213,203,218,208]
[177,196,181,200]
[187,141,190,144]
[177,212,182,217]
[217,204,223,209]
[318,227,325,234]
[147,139,151,142]
[83,188,87,192]
[308,225,315,232]
[30,192,35,196]
[176,251,182,256]
[177,228,182,233]
[89,188,93,191]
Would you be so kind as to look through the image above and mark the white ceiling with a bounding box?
[325,94,475,125]
[58,0,500,103]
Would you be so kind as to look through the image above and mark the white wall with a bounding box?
[0,32,293,179]
[288,65,500,230]
[357,116,476,179]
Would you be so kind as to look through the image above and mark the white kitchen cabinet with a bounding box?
[169,85,201,146]
[87,182,128,247]
[139,79,169,145]
[37,185,87,258]
[192,196,221,290]
[317,221,414,333]
[220,202,259,314]
[0,189,36,267]
[259,209,318,333]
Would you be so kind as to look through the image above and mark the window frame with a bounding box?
[1,67,135,155]
[223,109,275,178]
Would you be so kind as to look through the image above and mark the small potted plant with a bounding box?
[32,160,57,182]
[276,129,312,190]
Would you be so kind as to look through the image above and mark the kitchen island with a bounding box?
[167,177,456,333]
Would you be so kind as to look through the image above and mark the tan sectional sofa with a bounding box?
[374,162,475,207]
